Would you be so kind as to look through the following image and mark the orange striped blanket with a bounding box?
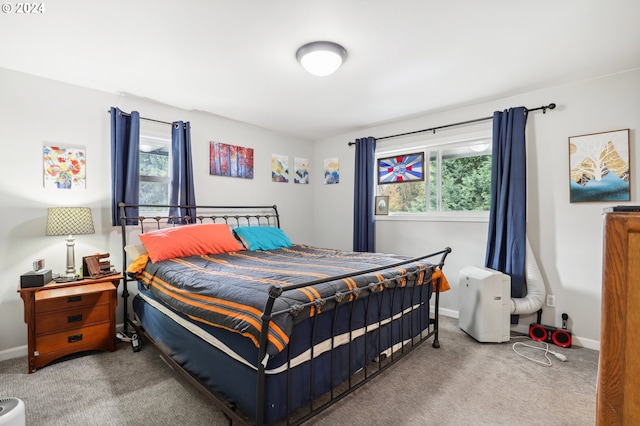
[132,244,439,356]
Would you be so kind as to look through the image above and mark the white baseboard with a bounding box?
[0,322,128,363]
[567,336,600,351]
[439,308,600,351]
[434,306,458,319]
[0,345,27,362]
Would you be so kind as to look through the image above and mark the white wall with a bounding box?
[2,67,638,359]
[313,69,640,349]
[0,68,314,359]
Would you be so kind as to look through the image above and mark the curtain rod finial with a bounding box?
[542,103,557,113]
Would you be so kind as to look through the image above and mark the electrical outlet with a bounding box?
[546,295,556,307]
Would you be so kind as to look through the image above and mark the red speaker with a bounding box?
[529,323,572,348]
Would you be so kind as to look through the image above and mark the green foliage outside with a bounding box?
[440,154,491,211]
[139,151,170,207]
[140,151,168,177]
[379,181,426,212]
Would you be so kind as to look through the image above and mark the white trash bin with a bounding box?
[0,398,25,426]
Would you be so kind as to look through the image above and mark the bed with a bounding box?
[118,203,451,425]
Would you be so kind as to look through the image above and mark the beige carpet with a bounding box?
[0,316,598,425]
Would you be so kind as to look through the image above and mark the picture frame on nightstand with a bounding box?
[82,253,117,278]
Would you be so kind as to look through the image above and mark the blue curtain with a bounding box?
[110,107,140,226]
[169,121,197,223]
[353,136,376,252]
[485,107,528,324]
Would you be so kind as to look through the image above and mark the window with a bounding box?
[376,136,492,216]
[139,134,170,213]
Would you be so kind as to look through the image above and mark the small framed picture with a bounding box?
[375,196,389,215]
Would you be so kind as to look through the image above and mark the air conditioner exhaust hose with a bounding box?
[511,237,546,315]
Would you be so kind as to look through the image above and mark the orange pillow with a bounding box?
[139,223,245,263]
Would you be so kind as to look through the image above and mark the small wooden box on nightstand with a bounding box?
[18,274,123,373]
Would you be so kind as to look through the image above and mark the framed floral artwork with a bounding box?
[569,129,630,202]
[43,144,86,189]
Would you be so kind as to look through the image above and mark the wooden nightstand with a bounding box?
[18,274,123,373]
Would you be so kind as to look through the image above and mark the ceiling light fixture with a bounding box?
[296,41,347,77]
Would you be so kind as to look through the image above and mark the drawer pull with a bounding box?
[67,314,83,323]
[67,295,82,303]
[68,334,83,343]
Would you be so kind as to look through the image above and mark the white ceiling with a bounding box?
[2,1,639,140]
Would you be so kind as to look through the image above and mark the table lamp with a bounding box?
[46,207,95,278]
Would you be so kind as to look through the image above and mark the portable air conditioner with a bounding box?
[458,265,511,343]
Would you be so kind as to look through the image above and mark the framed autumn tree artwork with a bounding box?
[568,129,630,202]
[209,142,254,179]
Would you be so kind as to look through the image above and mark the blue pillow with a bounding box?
[233,226,292,251]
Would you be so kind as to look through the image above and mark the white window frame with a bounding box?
[375,131,492,223]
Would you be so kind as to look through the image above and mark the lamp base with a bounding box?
[65,235,77,277]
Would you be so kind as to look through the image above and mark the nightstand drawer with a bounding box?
[35,283,113,314]
[36,303,110,335]
[35,322,112,354]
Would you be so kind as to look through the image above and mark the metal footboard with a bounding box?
[256,247,451,425]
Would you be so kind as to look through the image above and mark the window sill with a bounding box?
[375,213,489,223]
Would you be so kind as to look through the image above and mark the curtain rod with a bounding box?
[347,103,556,146]
[107,109,173,126]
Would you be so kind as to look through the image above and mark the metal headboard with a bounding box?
[117,202,280,333]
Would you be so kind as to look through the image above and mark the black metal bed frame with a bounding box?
[118,202,451,425]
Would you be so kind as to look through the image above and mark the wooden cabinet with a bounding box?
[597,212,640,425]
[18,275,122,373]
